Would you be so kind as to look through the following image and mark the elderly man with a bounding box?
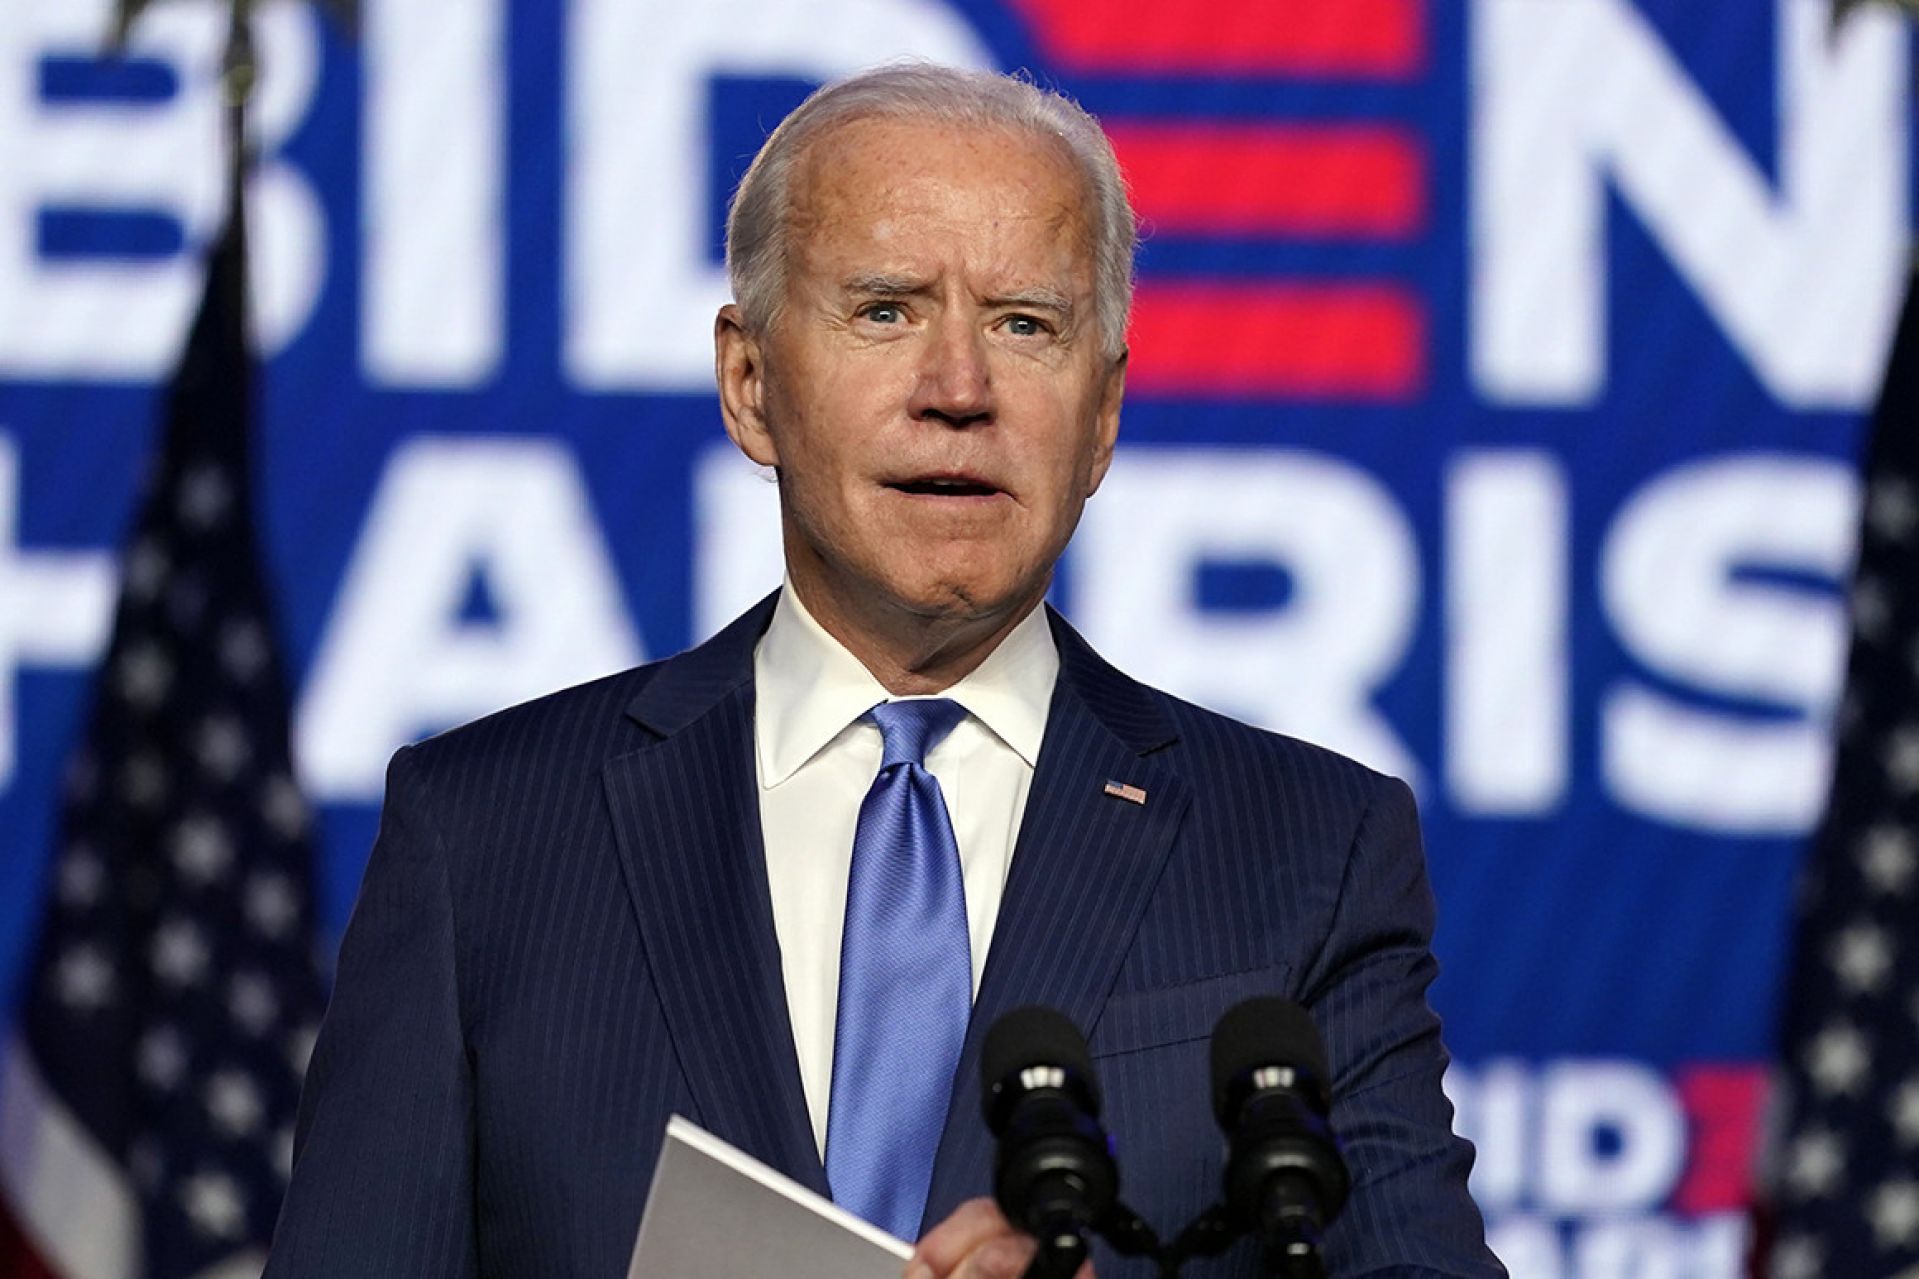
[265,65,1499,1278]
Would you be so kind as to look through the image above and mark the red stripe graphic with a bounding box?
[1008,0,1425,76]
[1126,283,1425,400]
[1673,1065,1767,1215]
[1109,125,1425,238]
[0,1199,61,1279]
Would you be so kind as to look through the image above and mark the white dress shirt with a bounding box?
[752,584,1059,1157]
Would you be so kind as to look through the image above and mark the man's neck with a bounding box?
[785,576,1045,696]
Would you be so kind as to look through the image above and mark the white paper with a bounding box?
[628,1115,914,1279]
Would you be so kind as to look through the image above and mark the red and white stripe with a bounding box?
[0,1036,138,1279]
[0,1041,269,1279]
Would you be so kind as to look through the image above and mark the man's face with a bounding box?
[718,116,1124,642]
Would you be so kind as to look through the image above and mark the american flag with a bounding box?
[1765,269,1919,1278]
[0,178,327,1276]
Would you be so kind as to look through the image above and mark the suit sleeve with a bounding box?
[264,745,479,1278]
[1298,774,1506,1279]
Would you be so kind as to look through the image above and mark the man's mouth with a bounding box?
[887,474,1002,498]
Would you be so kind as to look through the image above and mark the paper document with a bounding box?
[628,1114,914,1278]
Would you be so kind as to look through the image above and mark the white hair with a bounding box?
[724,63,1137,359]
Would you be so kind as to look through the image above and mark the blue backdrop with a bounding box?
[0,0,1909,1270]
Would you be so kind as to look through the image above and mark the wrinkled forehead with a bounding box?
[783,116,1098,279]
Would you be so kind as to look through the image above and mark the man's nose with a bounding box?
[909,315,994,427]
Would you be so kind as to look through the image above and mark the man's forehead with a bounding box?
[795,117,1081,209]
[784,116,1095,268]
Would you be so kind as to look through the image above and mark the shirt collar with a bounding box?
[753,581,1059,787]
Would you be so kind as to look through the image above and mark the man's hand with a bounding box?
[905,1198,1094,1279]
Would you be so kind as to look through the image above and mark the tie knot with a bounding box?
[866,698,966,769]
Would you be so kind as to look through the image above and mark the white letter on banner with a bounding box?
[1073,450,1421,786]
[0,432,116,790]
[692,443,784,643]
[0,0,321,376]
[361,0,503,385]
[1448,1059,1531,1213]
[1446,451,1568,814]
[297,438,642,800]
[1484,1217,1565,1279]
[1473,0,1907,408]
[564,0,994,390]
[1538,1061,1684,1214]
[1601,454,1854,834]
[1575,1217,1682,1279]
[245,1,327,355]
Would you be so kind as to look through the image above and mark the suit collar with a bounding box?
[922,613,1191,1231]
[610,593,1189,1222]
[1045,605,1179,757]
[622,591,773,737]
[606,591,825,1191]
[625,591,1175,756]
[621,587,1174,737]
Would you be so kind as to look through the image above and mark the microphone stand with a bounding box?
[1018,1199,1165,1279]
[1160,1203,1239,1274]
[1254,1187,1329,1279]
[1020,1235,1086,1279]
[1124,1199,1329,1278]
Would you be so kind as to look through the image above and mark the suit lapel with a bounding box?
[601,599,1189,1223]
[921,613,1192,1229]
[601,597,829,1195]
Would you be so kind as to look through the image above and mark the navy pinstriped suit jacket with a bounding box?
[264,594,1501,1277]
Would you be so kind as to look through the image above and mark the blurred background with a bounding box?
[0,0,1915,1274]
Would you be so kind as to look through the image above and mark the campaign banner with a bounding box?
[0,0,1909,1272]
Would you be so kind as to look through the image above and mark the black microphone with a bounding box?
[1210,998,1350,1277]
[981,1006,1119,1277]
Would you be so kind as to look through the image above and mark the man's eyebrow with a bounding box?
[840,273,931,296]
[986,287,1074,316]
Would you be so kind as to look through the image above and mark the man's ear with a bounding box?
[715,304,780,468]
[1086,348,1126,494]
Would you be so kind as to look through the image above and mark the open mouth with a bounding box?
[887,476,1001,498]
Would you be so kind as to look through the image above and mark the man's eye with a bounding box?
[1003,314,1049,338]
[862,303,904,324]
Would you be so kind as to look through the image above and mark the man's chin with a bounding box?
[794,553,1048,637]
[892,577,1050,633]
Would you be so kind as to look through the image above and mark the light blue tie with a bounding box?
[825,698,972,1239]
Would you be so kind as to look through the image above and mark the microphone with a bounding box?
[980,1006,1119,1277]
[1210,998,1350,1277]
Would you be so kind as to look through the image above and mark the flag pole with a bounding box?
[221,0,253,218]
[215,0,253,370]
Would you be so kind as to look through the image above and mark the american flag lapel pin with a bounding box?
[1103,779,1148,806]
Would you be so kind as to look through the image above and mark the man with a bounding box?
[265,65,1499,1278]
